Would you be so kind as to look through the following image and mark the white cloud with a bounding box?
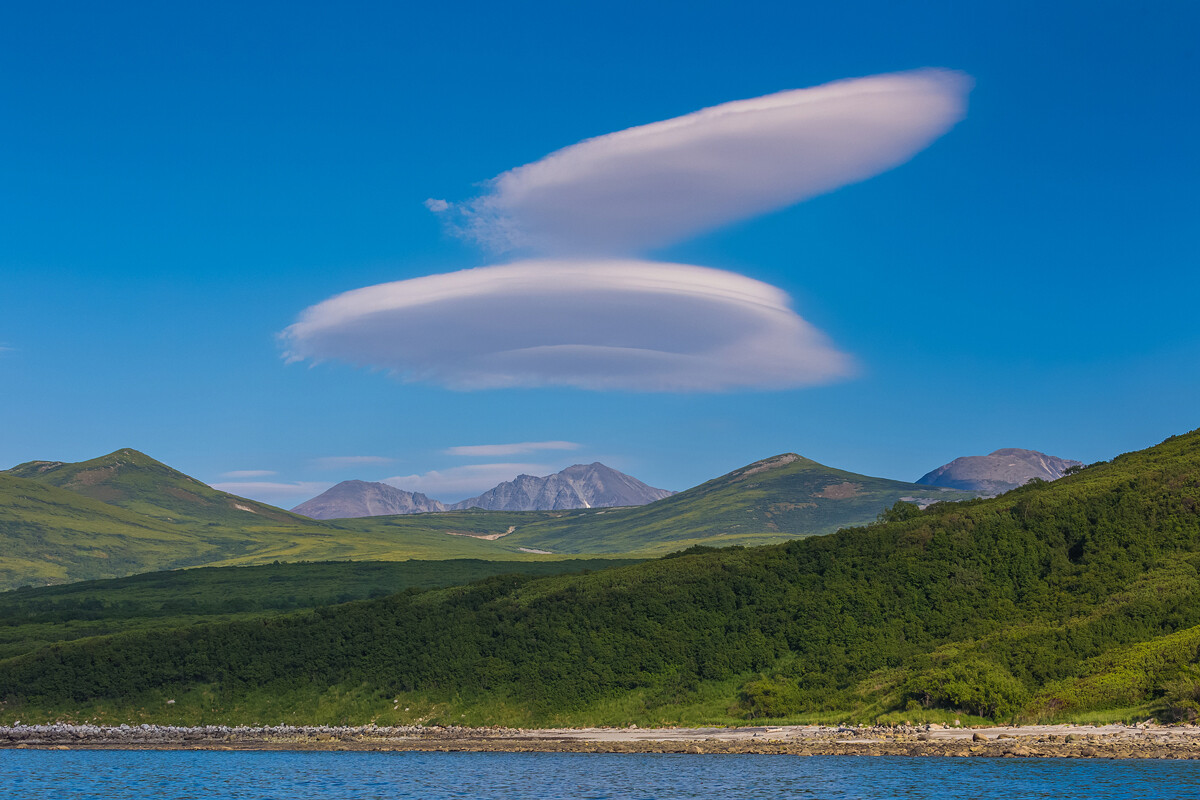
[384,462,551,499]
[424,198,450,212]
[220,469,277,478]
[280,259,853,392]
[210,481,331,505]
[448,69,970,253]
[309,455,395,470]
[444,440,581,457]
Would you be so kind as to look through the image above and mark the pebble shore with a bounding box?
[3,722,1200,758]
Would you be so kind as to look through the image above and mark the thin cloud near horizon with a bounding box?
[209,480,330,497]
[309,455,396,470]
[383,462,557,499]
[219,469,277,479]
[444,440,581,457]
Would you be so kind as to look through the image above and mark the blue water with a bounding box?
[1,751,1197,799]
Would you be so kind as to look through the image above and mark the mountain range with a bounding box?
[291,463,675,519]
[917,448,1082,495]
[0,444,1073,590]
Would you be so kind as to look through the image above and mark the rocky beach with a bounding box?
[3,722,1199,759]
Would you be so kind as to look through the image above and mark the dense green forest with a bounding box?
[1,430,1198,727]
[0,558,640,661]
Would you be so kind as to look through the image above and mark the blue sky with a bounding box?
[1,0,1197,506]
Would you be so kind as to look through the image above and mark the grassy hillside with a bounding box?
[501,453,973,553]
[3,429,1197,727]
[0,471,254,589]
[0,558,641,661]
[5,449,307,526]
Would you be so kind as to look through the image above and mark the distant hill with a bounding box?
[500,453,974,553]
[5,448,304,526]
[0,470,229,589]
[292,481,446,519]
[917,448,1082,495]
[449,463,674,512]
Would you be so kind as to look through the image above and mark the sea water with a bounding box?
[1,750,1197,799]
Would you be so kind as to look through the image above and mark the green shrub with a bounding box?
[900,659,1028,719]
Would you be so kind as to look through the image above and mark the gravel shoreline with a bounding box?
[4,722,1200,758]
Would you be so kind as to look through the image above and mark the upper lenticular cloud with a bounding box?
[441,69,970,254]
[281,259,853,392]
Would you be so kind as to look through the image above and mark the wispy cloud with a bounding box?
[309,455,396,470]
[281,259,852,392]
[384,463,550,499]
[220,469,277,478]
[210,481,330,500]
[434,69,969,254]
[444,440,581,457]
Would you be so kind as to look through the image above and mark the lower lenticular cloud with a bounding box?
[441,69,970,253]
[281,259,853,392]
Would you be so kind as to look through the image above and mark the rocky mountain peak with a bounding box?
[917,448,1082,495]
[291,480,447,519]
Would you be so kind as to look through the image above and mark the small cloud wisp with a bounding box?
[309,455,395,470]
[444,441,581,457]
[384,462,552,499]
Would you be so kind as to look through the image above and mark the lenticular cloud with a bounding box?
[444,69,970,253]
[281,260,853,392]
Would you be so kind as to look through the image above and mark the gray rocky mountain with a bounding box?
[291,480,446,519]
[916,448,1082,495]
[450,463,675,511]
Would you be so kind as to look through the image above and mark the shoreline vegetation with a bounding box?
[3,722,1200,759]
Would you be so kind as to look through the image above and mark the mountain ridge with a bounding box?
[499,451,974,553]
[916,447,1082,495]
[448,462,675,512]
[291,480,447,519]
[290,462,675,518]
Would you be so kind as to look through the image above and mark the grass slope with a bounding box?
[0,471,252,589]
[501,453,973,553]
[5,449,307,526]
[0,558,641,661]
[4,429,1198,727]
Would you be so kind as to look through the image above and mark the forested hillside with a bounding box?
[2,430,1197,727]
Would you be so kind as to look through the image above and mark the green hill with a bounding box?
[0,470,256,588]
[502,452,974,553]
[5,449,305,526]
[3,429,1197,728]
